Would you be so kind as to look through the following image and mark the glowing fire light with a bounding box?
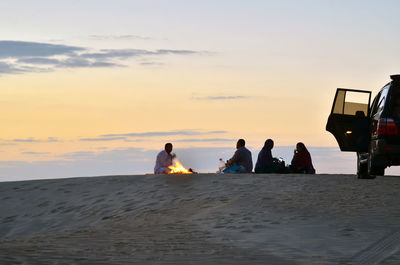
[168,159,193,174]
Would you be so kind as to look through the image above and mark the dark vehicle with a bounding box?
[326,75,400,178]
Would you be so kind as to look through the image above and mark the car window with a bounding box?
[332,90,370,116]
[387,83,400,117]
[376,86,390,114]
[370,92,381,116]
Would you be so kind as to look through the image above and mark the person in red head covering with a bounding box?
[290,142,315,174]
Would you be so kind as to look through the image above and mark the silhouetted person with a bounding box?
[223,139,253,173]
[255,139,276,173]
[289,142,315,174]
[154,143,175,174]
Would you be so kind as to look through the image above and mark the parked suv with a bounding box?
[326,75,400,178]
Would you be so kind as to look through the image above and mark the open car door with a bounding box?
[326,88,371,152]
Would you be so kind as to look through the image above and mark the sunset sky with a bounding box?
[1,1,400,180]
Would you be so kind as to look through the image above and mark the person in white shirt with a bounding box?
[154,143,175,174]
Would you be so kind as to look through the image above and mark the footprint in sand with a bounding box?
[340,227,355,236]
[63,183,77,187]
[51,206,65,213]
[94,198,105,203]
[37,201,50,207]
[2,215,17,223]
[101,215,114,220]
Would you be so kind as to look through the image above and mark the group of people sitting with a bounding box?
[253,139,315,174]
[154,139,315,174]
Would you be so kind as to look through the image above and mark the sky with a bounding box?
[1,0,400,181]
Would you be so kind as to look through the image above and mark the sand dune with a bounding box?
[1,173,400,264]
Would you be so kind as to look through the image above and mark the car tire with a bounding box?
[357,153,368,179]
[367,154,384,177]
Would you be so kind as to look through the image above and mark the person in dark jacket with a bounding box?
[223,139,253,173]
[255,139,274,173]
[255,139,286,173]
[289,142,315,174]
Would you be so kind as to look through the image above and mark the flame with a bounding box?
[168,159,193,174]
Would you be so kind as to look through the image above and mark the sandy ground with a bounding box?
[0,173,400,265]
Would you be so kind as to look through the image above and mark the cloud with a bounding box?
[86,130,229,144]
[90,35,153,40]
[139,61,165,66]
[60,151,97,160]
[13,137,59,143]
[80,137,127,142]
[155,49,198,55]
[57,148,154,162]
[0,61,25,74]
[22,151,51,155]
[123,139,145,142]
[0,61,52,75]
[101,130,228,138]
[0,40,204,75]
[208,131,227,134]
[0,142,16,146]
[174,138,234,142]
[193,95,248,101]
[81,49,199,60]
[58,57,122,68]
[81,49,149,59]
[7,131,229,145]
[18,57,62,65]
[0,41,84,58]
[13,138,41,143]
[16,56,122,70]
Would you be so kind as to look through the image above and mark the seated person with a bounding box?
[154,143,175,174]
[289,142,315,174]
[255,139,285,173]
[223,139,253,173]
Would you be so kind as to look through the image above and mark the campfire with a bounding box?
[168,159,194,174]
